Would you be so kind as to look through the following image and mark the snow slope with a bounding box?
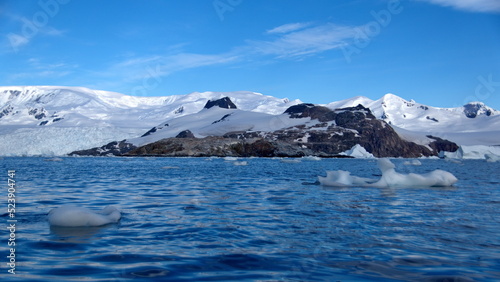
[129,107,314,147]
[0,86,300,156]
[327,94,500,146]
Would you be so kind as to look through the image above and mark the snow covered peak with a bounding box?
[463,102,497,118]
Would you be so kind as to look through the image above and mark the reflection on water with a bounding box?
[49,225,115,244]
[0,157,499,281]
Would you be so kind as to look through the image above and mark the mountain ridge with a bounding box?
[0,86,498,156]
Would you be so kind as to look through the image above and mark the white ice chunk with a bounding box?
[443,145,500,160]
[280,158,301,163]
[340,144,375,158]
[302,156,322,161]
[403,159,422,166]
[318,159,458,188]
[318,170,375,187]
[486,154,500,163]
[224,156,238,161]
[48,205,121,227]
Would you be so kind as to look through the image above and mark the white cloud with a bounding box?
[7,59,77,81]
[419,0,500,13]
[266,22,312,34]
[250,23,360,58]
[3,14,67,52]
[42,27,66,37]
[110,52,239,80]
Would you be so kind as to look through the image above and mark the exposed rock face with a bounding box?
[125,137,321,158]
[175,130,195,138]
[264,104,435,158]
[427,135,460,153]
[463,102,492,118]
[70,140,136,156]
[204,97,237,109]
[285,103,337,122]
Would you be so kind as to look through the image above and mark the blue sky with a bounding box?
[1,0,499,109]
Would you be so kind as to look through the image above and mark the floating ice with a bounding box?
[403,159,422,166]
[340,144,375,158]
[280,158,301,163]
[48,205,121,227]
[443,145,500,160]
[233,161,248,166]
[224,156,238,161]
[318,159,458,188]
[486,154,500,163]
[161,166,180,169]
[45,157,64,162]
[302,156,322,161]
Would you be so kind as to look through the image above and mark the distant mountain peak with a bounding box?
[463,101,496,118]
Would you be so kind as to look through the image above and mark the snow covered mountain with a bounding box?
[0,86,498,156]
[0,86,300,156]
[327,94,500,146]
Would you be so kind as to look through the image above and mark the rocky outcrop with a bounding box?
[225,104,437,158]
[284,103,336,122]
[70,140,136,156]
[175,130,195,138]
[124,137,341,158]
[204,97,237,109]
[463,102,493,118]
[427,135,460,153]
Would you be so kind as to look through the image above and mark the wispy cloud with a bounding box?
[7,58,77,81]
[85,51,240,94]
[3,14,67,52]
[250,23,361,59]
[110,52,239,80]
[5,21,363,93]
[418,0,500,13]
[266,22,312,34]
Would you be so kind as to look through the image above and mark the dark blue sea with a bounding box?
[1,157,499,281]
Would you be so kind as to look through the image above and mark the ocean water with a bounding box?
[1,157,499,281]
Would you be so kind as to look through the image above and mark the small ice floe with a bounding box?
[446,158,462,164]
[224,156,238,161]
[485,154,500,163]
[403,159,422,166]
[161,166,180,169]
[280,158,301,164]
[233,161,248,166]
[48,205,121,227]
[340,144,375,158]
[45,157,64,162]
[302,156,322,161]
[318,159,458,188]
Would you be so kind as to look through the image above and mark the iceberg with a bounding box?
[340,144,375,158]
[403,159,422,166]
[48,205,121,227]
[486,154,500,163]
[443,145,500,160]
[318,159,458,188]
